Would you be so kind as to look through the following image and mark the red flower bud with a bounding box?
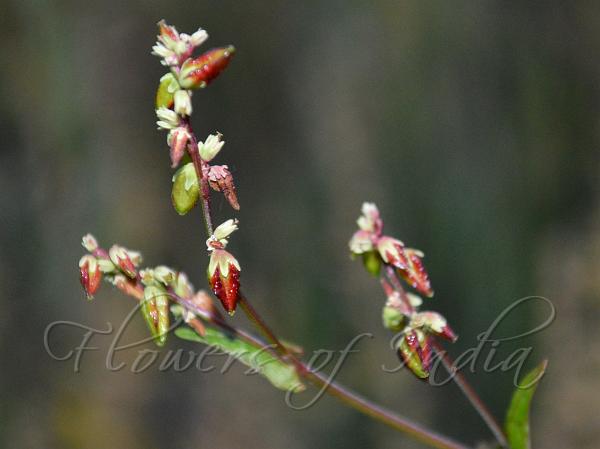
[179,46,235,89]
[396,249,433,297]
[167,127,191,168]
[109,245,138,278]
[397,329,432,380]
[376,236,409,270]
[158,20,179,43]
[79,255,102,299]
[207,249,241,314]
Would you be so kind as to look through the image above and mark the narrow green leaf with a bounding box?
[505,360,548,449]
[175,326,305,392]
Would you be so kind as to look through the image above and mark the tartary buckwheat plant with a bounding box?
[77,20,547,449]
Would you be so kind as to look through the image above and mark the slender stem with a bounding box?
[238,293,292,358]
[180,290,470,449]
[385,267,506,447]
[431,341,508,448]
[236,291,470,449]
[307,370,469,449]
[115,266,470,449]
[384,266,415,313]
[183,118,213,236]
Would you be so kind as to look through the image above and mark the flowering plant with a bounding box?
[77,20,547,449]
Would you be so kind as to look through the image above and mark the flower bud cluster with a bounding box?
[349,204,457,380]
[349,202,432,297]
[78,234,143,299]
[151,21,242,316]
[152,20,208,67]
[151,21,239,212]
[78,234,217,345]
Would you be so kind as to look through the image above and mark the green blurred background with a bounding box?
[1,1,599,448]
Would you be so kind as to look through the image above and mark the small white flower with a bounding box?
[159,73,180,94]
[198,133,225,161]
[376,236,407,268]
[79,254,98,271]
[406,292,423,308]
[410,311,448,335]
[126,249,143,266]
[97,258,116,273]
[188,28,209,47]
[207,219,239,250]
[140,268,155,285]
[357,202,382,234]
[173,90,192,116]
[156,107,180,130]
[175,272,194,298]
[151,44,172,59]
[81,233,98,252]
[208,248,241,278]
[152,21,209,66]
[154,265,176,285]
[214,219,239,240]
[349,230,374,254]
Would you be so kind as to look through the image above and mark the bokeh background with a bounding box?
[1,1,599,448]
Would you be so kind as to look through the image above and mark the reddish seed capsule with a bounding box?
[397,329,431,380]
[179,46,236,89]
[208,165,240,210]
[396,249,433,297]
[109,245,138,278]
[210,265,240,314]
[207,249,241,314]
[79,255,102,299]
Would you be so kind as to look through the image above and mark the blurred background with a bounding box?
[1,1,599,448]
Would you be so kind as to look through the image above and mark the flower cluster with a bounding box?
[349,202,432,297]
[152,20,208,67]
[78,234,217,345]
[150,21,243,316]
[349,203,456,379]
[152,21,239,214]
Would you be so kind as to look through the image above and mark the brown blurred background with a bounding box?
[1,1,599,448]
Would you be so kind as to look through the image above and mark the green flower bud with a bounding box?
[142,284,170,347]
[382,305,405,331]
[155,73,180,109]
[171,162,199,215]
[361,250,382,277]
[397,329,432,380]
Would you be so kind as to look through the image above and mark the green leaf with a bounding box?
[175,326,305,392]
[171,163,199,215]
[505,360,548,449]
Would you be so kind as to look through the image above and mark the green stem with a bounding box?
[183,118,213,236]
[169,289,471,449]
[431,341,508,448]
[385,268,507,447]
